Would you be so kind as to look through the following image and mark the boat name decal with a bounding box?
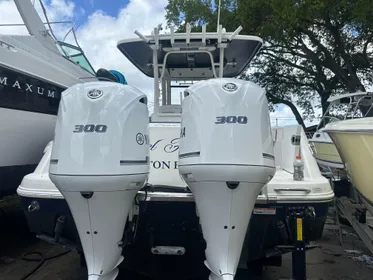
[0,74,60,100]
[150,160,178,170]
[149,138,179,169]
[0,67,64,115]
[150,138,179,153]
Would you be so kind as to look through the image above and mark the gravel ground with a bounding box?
[1,195,373,280]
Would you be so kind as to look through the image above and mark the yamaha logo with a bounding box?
[222,83,238,92]
[87,89,103,99]
[136,133,145,145]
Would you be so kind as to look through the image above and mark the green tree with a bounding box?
[165,0,373,128]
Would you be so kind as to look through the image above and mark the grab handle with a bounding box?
[274,188,311,193]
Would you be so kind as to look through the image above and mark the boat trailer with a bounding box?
[322,172,373,255]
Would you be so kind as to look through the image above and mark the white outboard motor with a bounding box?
[49,82,149,280]
[178,79,276,280]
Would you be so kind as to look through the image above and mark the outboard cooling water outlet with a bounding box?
[80,192,94,199]
[226,182,239,190]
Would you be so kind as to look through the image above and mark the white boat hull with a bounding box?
[0,107,56,167]
[0,107,56,196]
[0,0,96,195]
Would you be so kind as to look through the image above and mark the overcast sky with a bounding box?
[0,0,321,127]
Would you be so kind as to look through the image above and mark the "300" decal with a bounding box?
[215,116,248,124]
[73,124,107,133]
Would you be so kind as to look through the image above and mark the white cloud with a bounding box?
[0,0,76,36]
[44,0,75,20]
[270,104,321,127]
[0,0,29,35]
[75,0,168,97]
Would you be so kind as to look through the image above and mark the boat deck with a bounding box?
[1,195,373,280]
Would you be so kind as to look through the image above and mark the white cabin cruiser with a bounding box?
[309,91,373,180]
[17,24,334,279]
[0,0,97,198]
[0,0,125,198]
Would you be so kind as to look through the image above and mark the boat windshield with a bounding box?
[56,41,96,75]
[356,96,373,117]
[1,1,96,76]
[318,95,373,129]
[318,115,341,129]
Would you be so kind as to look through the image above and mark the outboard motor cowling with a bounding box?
[49,81,149,280]
[178,78,275,280]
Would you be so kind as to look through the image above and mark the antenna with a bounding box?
[134,30,150,43]
[229,26,243,41]
[216,0,222,31]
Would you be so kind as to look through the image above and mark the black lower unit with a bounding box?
[0,164,36,197]
[20,195,329,280]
